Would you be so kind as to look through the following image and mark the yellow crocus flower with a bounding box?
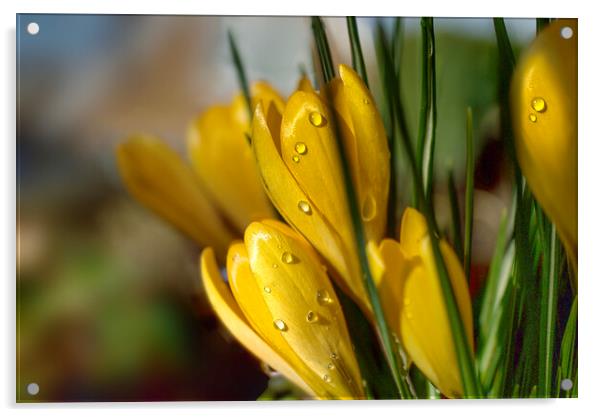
[510,19,577,271]
[369,208,473,398]
[117,83,280,259]
[200,219,365,399]
[252,64,390,315]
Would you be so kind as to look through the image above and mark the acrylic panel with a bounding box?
[16,14,577,402]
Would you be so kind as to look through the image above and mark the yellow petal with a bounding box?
[116,135,233,258]
[296,76,315,93]
[200,247,313,396]
[401,234,473,398]
[243,220,365,399]
[251,103,369,313]
[399,207,429,259]
[231,81,287,130]
[510,19,577,270]
[187,104,275,233]
[338,64,390,243]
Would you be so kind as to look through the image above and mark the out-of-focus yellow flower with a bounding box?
[252,64,390,315]
[117,83,280,259]
[368,208,473,398]
[200,220,365,399]
[510,19,577,270]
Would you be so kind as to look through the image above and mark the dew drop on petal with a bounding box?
[264,286,272,294]
[531,97,547,113]
[327,362,335,370]
[292,155,300,163]
[273,319,288,331]
[362,98,370,105]
[317,290,333,306]
[306,310,318,323]
[529,113,537,123]
[330,352,338,360]
[295,142,308,154]
[281,251,296,264]
[361,194,377,221]
[323,374,332,383]
[272,263,278,269]
[309,111,326,127]
[298,200,312,215]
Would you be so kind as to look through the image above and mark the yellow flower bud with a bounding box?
[252,64,390,315]
[510,19,577,270]
[200,220,365,399]
[117,83,283,257]
[370,208,473,398]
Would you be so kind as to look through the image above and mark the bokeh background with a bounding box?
[16,14,534,402]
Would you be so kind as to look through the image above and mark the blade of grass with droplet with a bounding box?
[346,17,369,88]
[227,30,252,119]
[447,169,463,257]
[464,107,474,283]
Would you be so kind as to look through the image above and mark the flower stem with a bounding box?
[463,107,475,283]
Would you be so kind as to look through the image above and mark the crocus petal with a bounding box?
[402,236,473,398]
[399,207,429,258]
[116,135,233,258]
[337,64,390,243]
[252,103,369,313]
[510,19,577,271]
[187,104,275,234]
[243,220,364,399]
[296,76,315,93]
[223,242,315,395]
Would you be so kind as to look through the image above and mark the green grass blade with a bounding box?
[463,107,475,283]
[346,17,369,88]
[447,170,463,257]
[417,17,438,204]
[536,18,551,34]
[557,298,577,398]
[227,30,252,119]
[311,17,335,82]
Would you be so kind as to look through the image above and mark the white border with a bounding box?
[4,1,602,416]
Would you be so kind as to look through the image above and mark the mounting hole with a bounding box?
[560,26,573,39]
[27,382,40,396]
[560,378,573,391]
[27,22,40,35]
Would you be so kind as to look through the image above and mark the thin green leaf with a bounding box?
[447,170,463,257]
[417,17,438,205]
[227,30,252,119]
[557,298,577,398]
[463,107,475,283]
[311,17,335,82]
[346,17,369,88]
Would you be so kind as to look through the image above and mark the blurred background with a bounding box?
[16,14,534,402]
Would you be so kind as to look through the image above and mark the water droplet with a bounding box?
[264,286,272,294]
[330,352,338,360]
[309,111,326,127]
[292,155,300,163]
[529,113,537,123]
[531,97,547,113]
[361,194,377,221]
[362,98,370,105]
[327,362,335,370]
[306,310,318,323]
[273,319,288,331]
[317,290,333,306]
[298,201,312,215]
[294,142,308,154]
[323,374,332,383]
[272,263,278,269]
[281,251,297,264]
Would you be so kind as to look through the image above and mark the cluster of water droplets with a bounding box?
[528,96,547,123]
